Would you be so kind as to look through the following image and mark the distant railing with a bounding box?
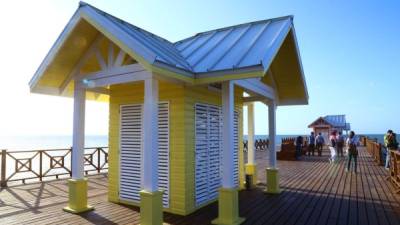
[243,139,269,152]
[0,147,108,187]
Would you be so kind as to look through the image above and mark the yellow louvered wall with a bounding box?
[107,80,244,216]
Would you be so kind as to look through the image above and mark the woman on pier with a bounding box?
[346,131,358,173]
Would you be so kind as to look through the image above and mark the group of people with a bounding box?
[384,129,399,170]
[296,130,359,173]
[294,129,400,174]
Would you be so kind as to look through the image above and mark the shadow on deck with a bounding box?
[0,147,399,225]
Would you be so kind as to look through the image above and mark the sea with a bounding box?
[0,134,385,151]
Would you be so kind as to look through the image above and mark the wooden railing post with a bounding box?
[39,150,43,182]
[1,149,7,187]
[69,147,73,177]
[378,143,383,166]
[97,148,101,173]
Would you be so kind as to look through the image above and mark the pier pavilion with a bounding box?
[29,2,308,224]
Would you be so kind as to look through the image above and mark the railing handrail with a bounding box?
[5,146,109,154]
[0,146,109,187]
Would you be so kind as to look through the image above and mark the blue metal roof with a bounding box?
[84,3,193,71]
[81,2,293,75]
[324,115,347,128]
[174,17,292,73]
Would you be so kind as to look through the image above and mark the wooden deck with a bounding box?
[0,146,399,225]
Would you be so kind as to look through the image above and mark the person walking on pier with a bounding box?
[384,130,399,169]
[337,131,345,157]
[316,133,325,156]
[329,131,338,163]
[308,132,316,156]
[346,131,359,173]
[295,136,304,160]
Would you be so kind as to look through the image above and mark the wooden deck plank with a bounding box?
[364,151,400,225]
[0,147,399,225]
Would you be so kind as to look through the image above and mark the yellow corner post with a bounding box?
[140,190,163,225]
[212,188,245,225]
[264,168,281,194]
[245,164,258,186]
[63,178,94,213]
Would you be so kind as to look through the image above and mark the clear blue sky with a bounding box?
[0,0,399,136]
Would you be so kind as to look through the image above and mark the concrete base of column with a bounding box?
[245,163,258,186]
[211,188,245,225]
[63,178,94,214]
[140,190,163,225]
[263,168,281,194]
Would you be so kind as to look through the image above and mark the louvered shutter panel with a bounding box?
[119,104,142,202]
[233,111,239,185]
[195,104,209,205]
[208,105,222,200]
[119,103,170,207]
[158,102,170,207]
[195,103,239,206]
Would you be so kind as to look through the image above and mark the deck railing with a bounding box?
[0,147,108,187]
[365,138,384,166]
[389,150,400,192]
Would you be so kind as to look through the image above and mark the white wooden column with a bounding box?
[142,77,159,192]
[247,103,255,165]
[72,82,86,179]
[221,81,235,188]
[268,101,277,168]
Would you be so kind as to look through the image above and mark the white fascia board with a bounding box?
[80,6,157,65]
[29,10,82,90]
[234,78,275,100]
[261,19,292,75]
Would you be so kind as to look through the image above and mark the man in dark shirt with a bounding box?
[308,132,316,156]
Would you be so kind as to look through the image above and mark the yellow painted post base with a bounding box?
[264,168,281,194]
[140,190,163,225]
[63,178,94,214]
[245,164,258,186]
[211,188,245,225]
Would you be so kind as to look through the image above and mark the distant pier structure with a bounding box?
[308,115,351,142]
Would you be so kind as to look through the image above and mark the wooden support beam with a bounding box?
[113,49,126,67]
[59,35,104,95]
[234,78,275,100]
[95,48,107,70]
[71,82,86,179]
[107,42,114,68]
[78,64,150,88]
[142,76,159,192]
[221,81,235,188]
